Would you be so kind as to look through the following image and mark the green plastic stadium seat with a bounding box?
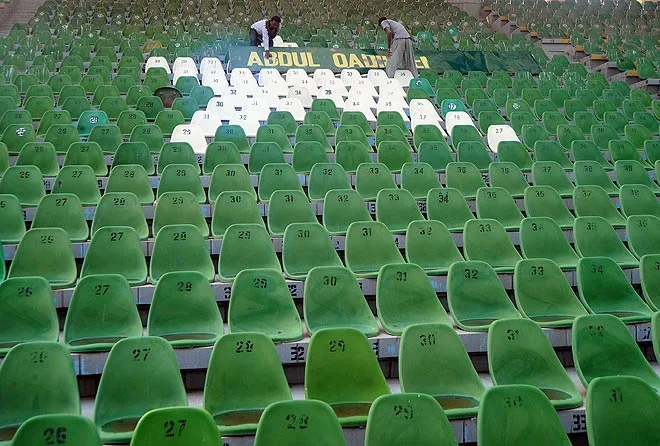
[203,332,291,435]
[447,260,521,330]
[610,139,650,166]
[130,407,222,446]
[426,187,474,232]
[519,216,579,268]
[0,342,79,442]
[514,258,588,326]
[157,164,206,203]
[208,164,255,203]
[322,189,372,235]
[211,191,263,238]
[574,161,618,196]
[405,219,463,274]
[488,318,583,409]
[625,124,654,151]
[627,215,660,259]
[147,270,223,347]
[533,140,572,169]
[345,221,404,278]
[81,226,147,284]
[488,162,529,198]
[577,257,652,322]
[417,141,453,171]
[365,394,459,446]
[292,142,330,174]
[229,268,303,342]
[157,142,199,175]
[0,277,57,355]
[203,142,242,175]
[304,265,379,337]
[399,162,441,199]
[355,162,396,200]
[63,274,142,352]
[521,124,550,151]
[531,161,574,197]
[16,142,59,176]
[308,163,351,201]
[153,191,208,237]
[129,125,165,152]
[0,165,44,206]
[495,141,534,171]
[51,165,101,206]
[305,327,390,426]
[375,188,423,233]
[8,227,76,288]
[620,184,660,218]
[572,314,660,390]
[0,194,25,243]
[91,193,149,240]
[94,337,188,443]
[150,224,214,282]
[477,385,572,446]
[462,219,522,272]
[88,125,123,154]
[376,263,450,335]
[399,322,486,418]
[591,124,619,152]
[615,160,660,192]
[476,187,524,230]
[12,414,101,446]
[282,223,342,279]
[253,400,345,446]
[32,193,89,242]
[256,124,293,152]
[573,216,638,267]
[219,224,281,282]
[64,142,108,176]
[258,163,303,202]
[445,162,486,199]
[456,141,492,171]
[112,142,155,175]
[571,140,613,170]
[573,185,625,226]
[335,141,372,173]
[377,141,413,172]
[267,190,316,236]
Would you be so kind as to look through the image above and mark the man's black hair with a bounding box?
[378,17,387,26]
[271,16,282,23]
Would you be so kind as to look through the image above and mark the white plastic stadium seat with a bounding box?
[258,68,283,86]
[285,68,309,87]
[343,98,377,123]
[199,58,223,76]
[340,69,361,86]
[377,100,409,122]
[262,76,289,97]
[291,77,319,96]
[316,88,345,109]
[409,99,442,122]
[242,98,272,121]
[380,78,406,97]
[313,68,336,87]
[351,77,378,98]
[171,124,208,154]
[229,110,261,138]
[487,125,519,152]
[276,97,306,121]
[191,111,222,137]
[411,111,447,136]
[367,69,387,88]
[347,88,377,110]
[445,111,476,135]
[254,87,280,104]
[202,73,230,95]
[273,36,286,47]
[232,75,259,96]
[173,57,198,75]
[395,70,415,87]
[145,56,171,74]
[288,87,314,108]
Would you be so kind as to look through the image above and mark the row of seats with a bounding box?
[3,316,660,444]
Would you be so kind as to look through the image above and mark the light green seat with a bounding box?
[32,193,89,242]
[336,141,373,173]
[375,188,423,233]
[399,162,441,199]
[377,141,413,172]
[477,385,572,446]
[0,165,44,206]
[574,161,618,196]
[292,141,330,174]
[425,187,474,232]
[627,215,660,259]
[615,160,660,192]
[219,224,281,282]
[345,221,404,278]
[304,266,379,337]
[282,223,342,279]
[488,162,529,198]
[258,163,303,202]
[405,219,464,274]
[211,191,263,238]
[2,124,36,154]
[335,125,372,149]
[147,271,223,347]
[531,161,574,197]
[0,277,57,355]
[64,142,108,176]
[573,216,638,267]
[88,125,123,154]
[0,194,25,243]
[203,332,291,435]
[311,99,341,121]
[7,227,76,288]
[157,164,206,203]
[620,184,660,218]
[153,191,208,237]
[52,165,101,205]
[523,185,575,229]
[81,226,147,285]
[573,185,625,227]
[254,400,345,446]
[130,124,165,152]
[307,163,350,201]
[625,123,653,151]
[586,375,660,446]
[322,189,372,235]
[229,268,303,342]
[91,193,149,240]
[572,314,660,390]
[514,258,588,326]
[533,140,572,169]
[112,142,155,175]
[445,162,486,199]
[376,263,451,335]
[208,164,256,203]
[203,142,242,175]
[16,142,59,176]
[157,142,199,175]
[571,140,613,170]
[447,260,521,330]
[256,124,293,152]
[399,323,486,418]
[577,257,652,322]
[641,254,660,310]
[12,414,101,446]
[476,187,524,230]
[463,218,522,272]
[154,110,185,137]
[519,217,579,269]
[456,141,492,171]
[488,318,583,409]
[0,342,80,443]
[305,327,390,426]
[521,124,550,151]
[215,125,251,153]
[355,163,396,200]
[609,139,650,166]
[296,124,332,152]
[94,337,188,444]
[365,393,459,446]
[149,224,215,282]
[267,190,316,236]
[63,274,142,352]
[130,407,222,446]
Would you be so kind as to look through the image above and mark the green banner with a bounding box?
[226,46,541,74]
